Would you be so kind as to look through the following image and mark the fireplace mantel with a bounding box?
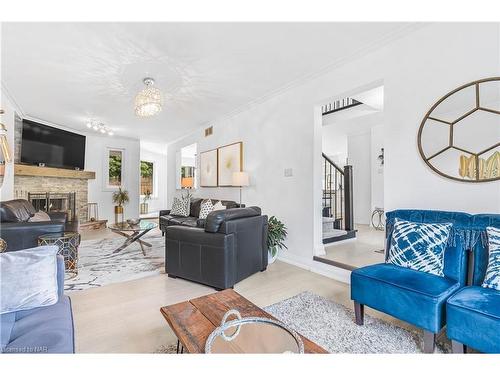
[14,164,96,180]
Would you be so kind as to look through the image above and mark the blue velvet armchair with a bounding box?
[351,210,470,353]
[446,213,500,354]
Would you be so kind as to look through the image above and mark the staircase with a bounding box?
[322,153,356,244]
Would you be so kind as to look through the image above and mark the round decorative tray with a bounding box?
[205,309,304,354]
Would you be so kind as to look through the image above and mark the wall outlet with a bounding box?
[284,168,293,177]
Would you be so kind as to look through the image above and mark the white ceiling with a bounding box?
[2,23,418,143]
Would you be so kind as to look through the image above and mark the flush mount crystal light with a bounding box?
[86,120,113,136]
[135,77,163,117]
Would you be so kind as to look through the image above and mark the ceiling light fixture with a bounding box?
[86,120,113,136]
[135,77,162,117]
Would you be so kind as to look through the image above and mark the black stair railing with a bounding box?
[322,153,354,231]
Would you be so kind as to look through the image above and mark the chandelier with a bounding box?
[135,78,162,117]
[86,120,113,136]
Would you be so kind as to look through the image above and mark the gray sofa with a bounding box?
[0,255,75,354]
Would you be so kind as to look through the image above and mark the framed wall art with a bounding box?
[200,148,218,187]
[217,141,243,186]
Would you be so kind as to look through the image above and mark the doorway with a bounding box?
[315,85,386,270]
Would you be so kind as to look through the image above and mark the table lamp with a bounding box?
[232,171,249,206]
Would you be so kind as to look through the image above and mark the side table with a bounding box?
[38,232,81,279]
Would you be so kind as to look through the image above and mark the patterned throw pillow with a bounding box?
[386,219,452,277]
[212,201,226,212]
[170,196,190,217]
[198,199,214,219]
[482,227,500,291]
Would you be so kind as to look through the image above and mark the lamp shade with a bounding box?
[232,171,249,187]
[181,177,194,188]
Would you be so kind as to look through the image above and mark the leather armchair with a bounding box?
[165,207,268,290]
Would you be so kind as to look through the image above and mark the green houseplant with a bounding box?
[267,216,287,263]
[112,187,129,223]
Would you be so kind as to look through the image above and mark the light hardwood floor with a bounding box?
[319,224,385,268]
[71,224,400,353]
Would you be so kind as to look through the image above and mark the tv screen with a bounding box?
[21,120,86,170]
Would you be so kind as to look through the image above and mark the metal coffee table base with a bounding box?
[111,228,153,255]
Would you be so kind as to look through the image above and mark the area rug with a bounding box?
[65,234,164,292]
[156,291,451,354]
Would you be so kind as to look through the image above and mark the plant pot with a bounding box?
[268,250,278,264]
[140,203,148,215]
[114,205,124,224]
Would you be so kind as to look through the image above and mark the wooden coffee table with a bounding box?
[160,289,327,354]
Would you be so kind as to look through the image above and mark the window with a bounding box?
[140,160,154,195]
[107,149,123,188]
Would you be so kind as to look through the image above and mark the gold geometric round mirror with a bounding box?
[418,77,500,183]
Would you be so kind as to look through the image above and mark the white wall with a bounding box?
[347,131,372,225]
[86,135,140,223]
[140,145,167,214]
[0,88,16,201]
[370,124,384,213]
[165,24,500,278]
[322,126,347,167]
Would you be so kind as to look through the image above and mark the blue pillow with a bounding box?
[482,226,500,291]
[0,246,59,314]
[387,219,452,277]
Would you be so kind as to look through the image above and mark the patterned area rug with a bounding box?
[157,291,451,354]
[65,234,165,291]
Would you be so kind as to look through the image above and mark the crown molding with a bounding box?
[1,81,25,117]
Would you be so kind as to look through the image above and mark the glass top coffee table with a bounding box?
[109,220,157,255]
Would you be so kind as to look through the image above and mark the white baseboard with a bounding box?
[277,252,351,284]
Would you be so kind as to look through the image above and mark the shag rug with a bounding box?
[65,234,164,291]
[156,291,451,354]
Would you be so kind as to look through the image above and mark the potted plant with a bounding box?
[112,187,129,223]
[140,190,151,215]
[267,216,287,264]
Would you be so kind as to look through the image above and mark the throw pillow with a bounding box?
[28,211,51,222]
[198,199,214,219]
[386,218,452,277]
[212,200,226,212]
[0,246,59,314]
[170,196,190,217]
[482,226,500,291]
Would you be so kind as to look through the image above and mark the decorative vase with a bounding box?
[268,250,278,264]
[114,205,124,224]
[140,203,148,215]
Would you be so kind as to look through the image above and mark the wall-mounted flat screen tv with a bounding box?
[21,119,86,170]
